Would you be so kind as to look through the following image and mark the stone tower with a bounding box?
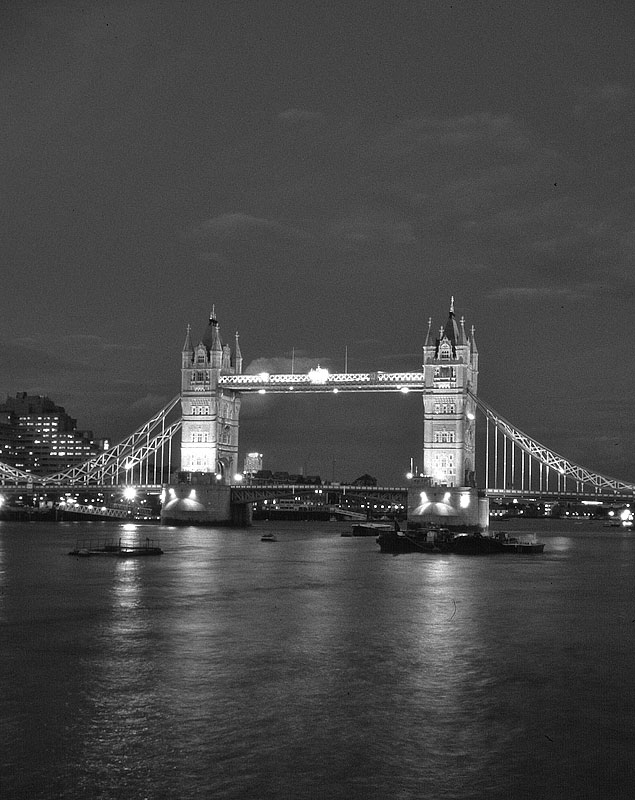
[180,308,242,482]
[421,297,478,487]
[407,298,487,531]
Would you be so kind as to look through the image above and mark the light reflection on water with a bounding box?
[1,518,634,799]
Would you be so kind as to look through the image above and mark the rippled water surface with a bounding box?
[1,518,634,799]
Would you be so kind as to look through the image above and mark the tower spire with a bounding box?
[234,331,243,374]
[182,323,193,352]
[424,317,433,347]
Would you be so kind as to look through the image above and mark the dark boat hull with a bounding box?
[376,529,453,554]
[452,533,504,555]
[377,530,544,555]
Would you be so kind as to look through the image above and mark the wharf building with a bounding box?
[0,393,103,476]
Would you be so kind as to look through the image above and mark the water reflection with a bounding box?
[73,543,161,795]
[3,519,635,799]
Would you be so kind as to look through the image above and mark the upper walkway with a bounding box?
[219,370,427,392]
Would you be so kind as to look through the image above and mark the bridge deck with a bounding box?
[219,371,427,392]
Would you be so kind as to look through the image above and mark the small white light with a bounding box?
[400,387,409,394]
[258,388,266,394]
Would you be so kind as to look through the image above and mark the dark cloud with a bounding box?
[277,109,326,124]
[1,3,635,481]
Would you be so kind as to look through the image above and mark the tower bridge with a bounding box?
[1,299,633,526]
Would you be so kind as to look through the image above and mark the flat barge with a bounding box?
[69,537,163,557]
[376,528,544,555]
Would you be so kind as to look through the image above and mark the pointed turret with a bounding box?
[181,324,194,368]
[201,307,223,368]
[234,332,243,374]
[441,297,461,347]
[470,324,478,354]
[424,317,433,347]
[182,323,193,352]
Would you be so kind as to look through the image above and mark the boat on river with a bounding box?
[377,528,545,555]
[376,527,454,553]
[69,537,163,557]
[452,532,505,555]
[491,531,545,553]
[346,522,393,537]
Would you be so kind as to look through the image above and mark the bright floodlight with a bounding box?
[123,486,136,501]
[234,473,243,482]
[400,386,409,394]
[308,366,329,384]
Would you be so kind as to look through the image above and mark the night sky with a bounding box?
[1,1,634,484]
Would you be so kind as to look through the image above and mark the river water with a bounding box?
[1,517,634,799]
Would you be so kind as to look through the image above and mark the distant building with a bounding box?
[243,452,263,476]
[0,392,103,475]
[351,473,377,486]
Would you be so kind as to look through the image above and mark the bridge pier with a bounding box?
[160,477,251,526]
[406,480,489,531]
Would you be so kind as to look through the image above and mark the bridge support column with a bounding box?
[161,480,235,525]
[406,479,489,532]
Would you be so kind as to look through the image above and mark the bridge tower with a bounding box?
[179,308,242,482]
[408,298,488,531]
[422,297,478,487]
[163,308,247,526]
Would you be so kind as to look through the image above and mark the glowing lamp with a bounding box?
[308,366,329,384]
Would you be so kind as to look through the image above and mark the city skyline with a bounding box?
[1,2,634,484]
